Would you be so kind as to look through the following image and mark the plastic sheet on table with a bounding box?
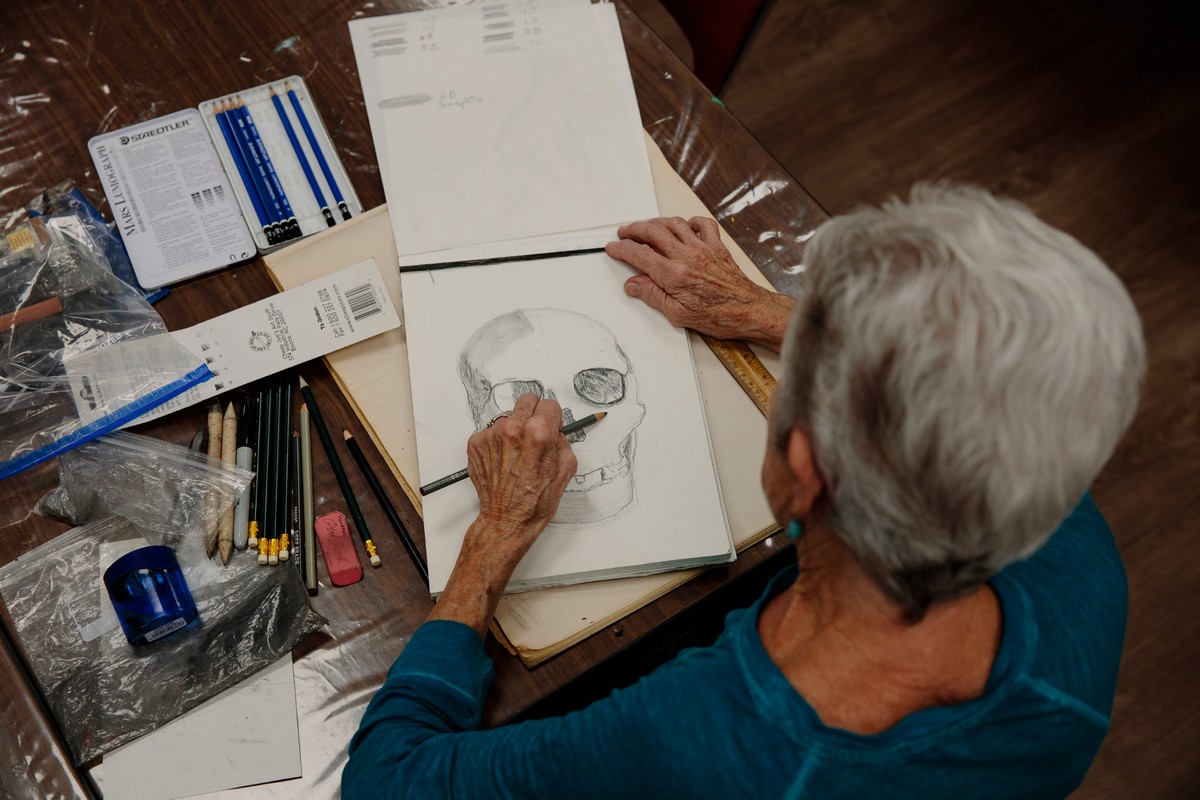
[0,432,324,765]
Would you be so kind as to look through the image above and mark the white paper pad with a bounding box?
[403,251,735,594]
[97,656,301,800]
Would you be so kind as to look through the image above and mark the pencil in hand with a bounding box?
[418,412,607,496]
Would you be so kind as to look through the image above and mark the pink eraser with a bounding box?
[315,511,363,587]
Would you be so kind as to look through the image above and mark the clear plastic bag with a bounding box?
[25,178,168,304]
[0,217,210,478]
[37,430,251,552]
[0,432,326,764]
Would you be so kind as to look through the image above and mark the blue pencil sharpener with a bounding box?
[103,546,199,645]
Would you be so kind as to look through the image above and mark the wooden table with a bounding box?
[0,2,825,797]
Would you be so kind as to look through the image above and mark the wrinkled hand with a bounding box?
[431,394,577,636]
[605,216,795,351]
[466,393,577,553]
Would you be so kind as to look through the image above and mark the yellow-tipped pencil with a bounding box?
[298,376,380,567]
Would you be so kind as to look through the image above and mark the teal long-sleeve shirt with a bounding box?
[345,495,1126,798]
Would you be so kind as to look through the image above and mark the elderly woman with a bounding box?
[344,185,1144,798]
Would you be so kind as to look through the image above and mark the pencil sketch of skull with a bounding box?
[458,309,646,524]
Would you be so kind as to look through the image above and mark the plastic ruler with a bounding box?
[700,334,776,416]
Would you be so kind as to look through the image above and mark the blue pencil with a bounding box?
[227,101,285,242]
[214,104,272,243]
[238,101,300,241]
[221,101,282,244]
[287,83,351,220]
[231,103,288,237]
[271,88,335,228]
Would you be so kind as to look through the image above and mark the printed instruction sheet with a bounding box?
[89,109,256,288]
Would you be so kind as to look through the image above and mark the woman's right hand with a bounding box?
[430,393,576,637]
[465,393,577,557]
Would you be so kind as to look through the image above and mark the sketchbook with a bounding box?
[263,137,780,660]
[349,0,658,267]
[402,252,736,594]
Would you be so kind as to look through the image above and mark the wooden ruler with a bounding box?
[700,334,776,416]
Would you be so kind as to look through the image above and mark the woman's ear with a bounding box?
[785,427,826,519]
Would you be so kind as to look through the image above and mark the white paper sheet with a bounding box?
[402,252,734,594]
[350,0,658,263]
[133,258,400,423]
[97,656,301,800]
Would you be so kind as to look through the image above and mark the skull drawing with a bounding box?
[458,309,646,524]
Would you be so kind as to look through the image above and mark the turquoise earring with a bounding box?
[785,518,805,540]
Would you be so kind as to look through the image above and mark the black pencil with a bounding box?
[343,428,428,585]
[418,412,607,495]
[298,375,381,567]
[263,381,282,565]
[253,381,274,562]
[272,379,293,565]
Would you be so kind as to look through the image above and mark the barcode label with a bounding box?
[144,616,188,642]
[345,282,382,321]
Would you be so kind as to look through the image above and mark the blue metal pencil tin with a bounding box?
[103,546,199,645]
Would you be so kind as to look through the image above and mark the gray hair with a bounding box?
[775,184,1145,619]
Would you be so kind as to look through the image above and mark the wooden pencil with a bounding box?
[287,82,351,220]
